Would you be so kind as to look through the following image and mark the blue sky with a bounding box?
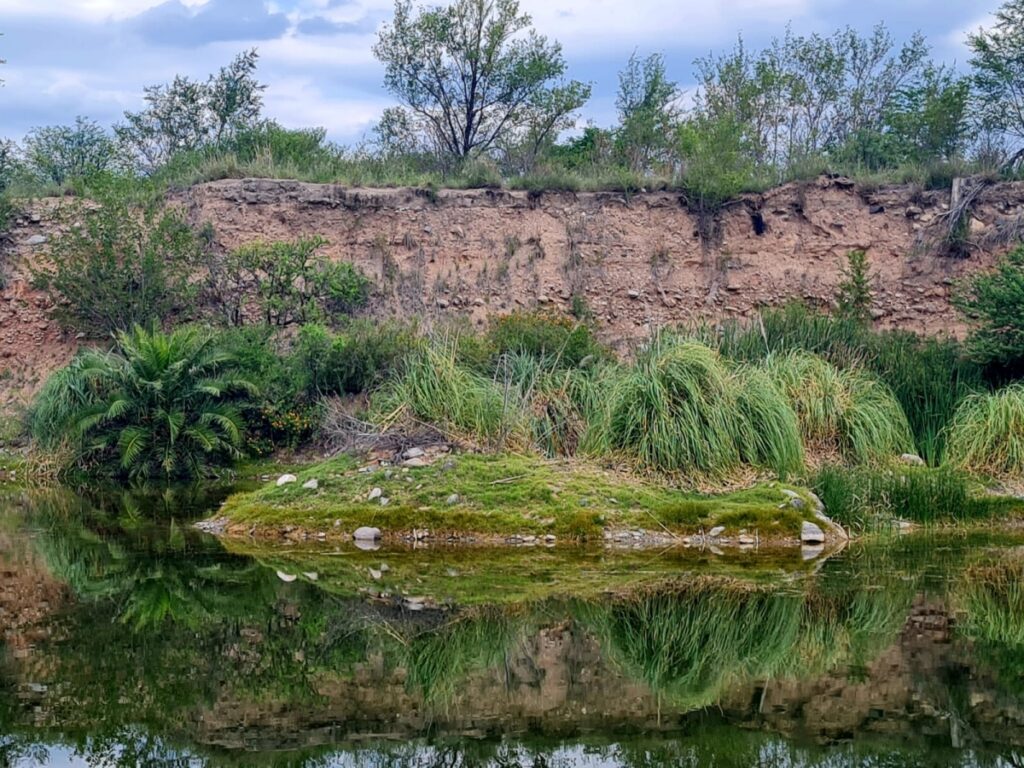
[0,0,1001,145]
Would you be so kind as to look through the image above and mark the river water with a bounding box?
[2,484,1023,767]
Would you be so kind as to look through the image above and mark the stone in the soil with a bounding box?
[369,568,382,580]
[368,487,382,500]
[302,478,319,490]
[402,457,430,467]
[708,525,725,538]
[354,526,382,542]
[380,497,390,506]
[403,447,425,459]
[302,572,318,581]
[446,493,460,505]
[789,497,806,510]
[801,520,825,544]
[276,474,298,486]
[276,571,297,582]
[23,235,47,246]
[738,534,755,545]
[900,453,926,466]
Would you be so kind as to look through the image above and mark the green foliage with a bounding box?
[835,249,874,324]
[373,0,589,163]
[676,112,758,210]
[810,464,1008,529]
[116,50,265,172]
[23,117,117,187]
[945,383,1024,480]
[616,52,680,173]
[29,325,256,479]
[955,246,1024,374]
[484,311,606,368]
[968,0,1024,148]
[593,336,803,477]
[207,237,370,327]
[31,181,204,336]
[766,352,913,464]
[296,320,421,397]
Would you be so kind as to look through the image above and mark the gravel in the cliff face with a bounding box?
[6,177,1024,408]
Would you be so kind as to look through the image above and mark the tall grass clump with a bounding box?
[945,383,1024,480]
[592,337,803,477]
[766,352,913,464]
[373,340,528,447]
[810,464,1002,529]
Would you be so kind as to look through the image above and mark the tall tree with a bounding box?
[373,0,589,164]
[968,0,1024,165]
[24,117,116,186]
[616,52,681,173]
[116,50,265,172]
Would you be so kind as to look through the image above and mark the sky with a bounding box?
[0,0,1003,146]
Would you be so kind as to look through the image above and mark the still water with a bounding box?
[2,485,1024,767]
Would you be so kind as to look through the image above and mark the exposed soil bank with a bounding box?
[4,175,1024,412]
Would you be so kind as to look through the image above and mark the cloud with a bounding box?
[296,14,376,35]
[128,0,290,47]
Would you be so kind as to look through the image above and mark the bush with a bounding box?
[296,320,421,397]
[955,246,1024,375]
[24,117,117,187]
[766,352,913,464]
[945,383,1024,479]
[30,325,256,479]
[484,311,606,368]
[32,181,204,336]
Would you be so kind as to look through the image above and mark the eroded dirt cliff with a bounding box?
[3,175,1024,413]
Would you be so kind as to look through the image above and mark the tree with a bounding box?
[954,246,1024,373]
[373,0,589,165]
[30,325,256,479]
[117,50,265,172]
[835,249,874,324]
[616,52,681,173]
[969,0,1024,164]
[32,183,205,336]
[24,117,117,186]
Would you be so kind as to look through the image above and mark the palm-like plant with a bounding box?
[34,325,256,478]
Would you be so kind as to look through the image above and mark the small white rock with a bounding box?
[708,526,726,538]
[354,526,382,542]
[276,474,298,486]
[276,571,297,583]
[446,493,460,505]
[302,478,319,490]
[368,487,382,501]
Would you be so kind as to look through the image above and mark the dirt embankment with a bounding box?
[3,175,1024,412]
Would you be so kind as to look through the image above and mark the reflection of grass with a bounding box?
[219,452,819,540]
[957,559,1024,648]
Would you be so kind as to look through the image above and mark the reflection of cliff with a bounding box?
[0,527,66,656]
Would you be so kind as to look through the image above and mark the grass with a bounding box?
[217,452,820,541]
[809,464,1023,530]
[945,383,1024,480]
[765,352,913,464]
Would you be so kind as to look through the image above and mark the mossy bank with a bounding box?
[208,452,841,547]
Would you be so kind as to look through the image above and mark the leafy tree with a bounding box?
[0,139,19,193]
[968,0,1024,163]
[616,52,681,173]
[955,246,1024,373]
[117,50,265,172]
[32,183,205,336]
[887,65,972,164]
[23,117,117,186]
[205,237,370,326]
[676,112,756,210]
[373,0,589,165]
[30,325,256,479]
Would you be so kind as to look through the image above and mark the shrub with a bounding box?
[955,246,1024,375]
[484,311,606,368]
[296,320,421,397]
[766,352,913,464]
[835,249,874,324]
[945,383,1024,479]
[30,325,256,479]
[23,117,117,187]
[32,182,204,336]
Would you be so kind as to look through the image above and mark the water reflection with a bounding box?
[2,487,1024,766]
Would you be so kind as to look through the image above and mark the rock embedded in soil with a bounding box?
[446,493,460,505]
[368,487,382,501]
[354,526,382,542]
[302,478,319,490]
[801,521,826,544]
[900,453,926,466]
[708,526,726,538]
[276,474,298,486]
[402,447,425,459]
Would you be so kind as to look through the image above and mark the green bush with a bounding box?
[30,325,256,479]
[32,181,204,336]
[945,383,1024,480]
[955,246,1024,375]
[484,311,607,368]
[297,320,421,397]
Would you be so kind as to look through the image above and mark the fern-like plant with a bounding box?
[31,325,256,479]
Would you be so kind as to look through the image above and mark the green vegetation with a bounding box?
[955,246,1024,376]
[945,383,1024,480]
[29,326,255,479]
[810,465,1022,530]
[219,452,816,540]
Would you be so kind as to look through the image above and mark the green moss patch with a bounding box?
[216,452,821,541]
